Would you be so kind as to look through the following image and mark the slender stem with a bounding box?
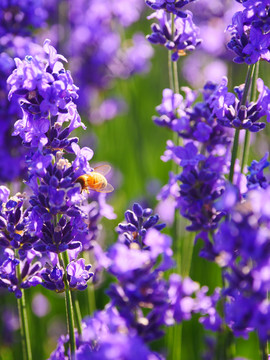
[181,231,195,277]
[240,65,254,107]
[60,251,77,360]
[17,290,32,360]
[65,286,77,360]
[72,292,83,335]
[86,283,96,315]
[84,251,96,316]
[229,64,254,183]
[251,62,260,101]
[173,61,180,94]
[228,128,240,183]
[168,50,174,90]
[260,341,268,360]
[16,251,32,360]
[240,62,259,173]
[240,130,250,173]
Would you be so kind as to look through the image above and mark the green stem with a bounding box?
[17,290,32,360]
[65,286,77,360]
[84,251,96,315]
[86,283,96,315]
[168,50,174,90]
[260,341,268,360]
[229,64,254,183]
[72,292,83,335]
[60,252,77,360]
[240,65,254,107]
[240,62,259,173]
[16,251,32,360]
[240,130,250,173]
[173,61,180,94]
[228,128,240,183]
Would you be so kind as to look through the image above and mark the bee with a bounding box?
[76,164,114,193]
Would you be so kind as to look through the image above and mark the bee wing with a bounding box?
[94,164,111,176]
[96,183,114,193]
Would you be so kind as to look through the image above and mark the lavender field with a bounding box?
[1,1,270,359]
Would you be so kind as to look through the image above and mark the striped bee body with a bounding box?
[76,165,114,193]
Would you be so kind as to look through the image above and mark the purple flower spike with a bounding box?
[247,152,270,190]
[7,39,83,148]
[146,0,197,18]
[227,2,270,64]
[117,203,166,247]
[147,10,201,61]
[210,77,269,132]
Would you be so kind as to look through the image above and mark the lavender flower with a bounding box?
[49,202,222,358]
[227,1,270,64]
[145,0,196,18]
[5,40,115,297]
[48,307,165,360]
[116,202,166,247]
[209,76,269,132]
[66,258,93,291]
[198,182,270,342]
[147,9,201,61]
[41,258,93,292]
[155,82,232,231]
[246,152,270,189]
[153,83,231,149]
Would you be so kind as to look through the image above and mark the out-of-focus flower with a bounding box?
[32,293,50,317]
[0,0,48,36]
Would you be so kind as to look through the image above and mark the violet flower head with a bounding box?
[247,152,270,190]
[175,143,228,231]
[66,258,93,291]
[198,184,270,341]
[49,307,165,360]
[96,224,175,342]
[166,274,222,330]
[210,76,268,132]
[153,83,232,151]
[116,202,166,247]
[41,263,65,292]
[227,1,270,64]
[147,9,201,61]
[0,39,44,182]
[145,0,197,18]
[7,39,83,148]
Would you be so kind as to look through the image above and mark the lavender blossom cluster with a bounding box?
[49,203,221,359]
[0,40,117,298]
[145,0,201,61]
[149,0,270,355]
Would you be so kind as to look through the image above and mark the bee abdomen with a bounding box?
[89,173,107,190]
